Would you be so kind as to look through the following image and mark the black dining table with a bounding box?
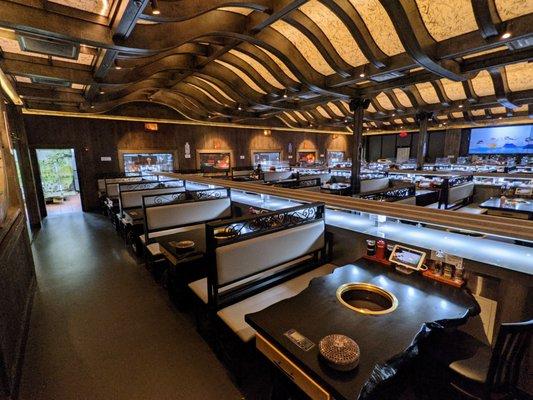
[156,228,207,267]
[122,208,144,225]
[479,197,533,219]
[245,259,479,400]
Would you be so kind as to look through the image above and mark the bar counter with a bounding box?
[229,190,533,276]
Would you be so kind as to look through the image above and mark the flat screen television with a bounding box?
[469,125,533,154]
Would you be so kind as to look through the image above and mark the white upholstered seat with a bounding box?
[216,263,336,342]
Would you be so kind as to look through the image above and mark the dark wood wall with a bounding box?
[22,115,351,211]
[365,129,470,162]
[0,104,36,400]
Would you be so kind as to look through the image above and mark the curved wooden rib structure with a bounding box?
[0,0,532,132]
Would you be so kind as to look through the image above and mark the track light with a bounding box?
[151,0,160,15]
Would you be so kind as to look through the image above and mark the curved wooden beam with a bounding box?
[488,67,518,109]
[140,0,270,23]
[378,0,464,81]
[470,0,501,39]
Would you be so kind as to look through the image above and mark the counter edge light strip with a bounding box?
[159,173,533,242]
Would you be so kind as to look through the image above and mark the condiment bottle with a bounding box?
[376,240,386,259]
[366,239,376,256]
[454,265,464,282]
[434,250,445,275]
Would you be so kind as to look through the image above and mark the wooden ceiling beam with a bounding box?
[471,0,501,39]
[488,66,518,109]
[378,0,464,81]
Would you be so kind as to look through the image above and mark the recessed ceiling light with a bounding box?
[90,105,95,109]
[283,93,288,98]
[501,32,512,39]
[115,65,122,70]
[238,106,242,111]
[458,104,463,108]
[359,73,365,78]
[99,90,105,94]
[392,113,396,116]
[151,0,160,14]
[498,116,503,119]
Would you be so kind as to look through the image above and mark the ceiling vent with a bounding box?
[17,35,79,59]
[370,71,405,82]
[30,75,71,87]
[507,36,533,51]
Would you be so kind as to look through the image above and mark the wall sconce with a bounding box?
[144,122,158,132]
[332,134,339,140]
[263,129,272,136]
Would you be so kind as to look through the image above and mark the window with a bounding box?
[123,153,173,174]
[327,150,345,165]
[252,151,281,167]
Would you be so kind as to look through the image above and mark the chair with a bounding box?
[434,320,532,400]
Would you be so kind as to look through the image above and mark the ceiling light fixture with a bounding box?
[115,65,122,70]
[151,0,161,15]
[359,73,365,78]
[458,104,463,108]
[283,92,288,99]
[501,32,512,39]
[237,105,242,111]
[99,90,105,95]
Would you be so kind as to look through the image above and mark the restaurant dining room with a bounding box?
[1,1,533,399]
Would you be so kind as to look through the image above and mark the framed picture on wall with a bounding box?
[196,149,232,172]
[326,150,345,166]
[118,149,178,174]
[297,150,318,165]
[250,149,282,168]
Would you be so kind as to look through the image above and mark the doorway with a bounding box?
[36,148,81,216]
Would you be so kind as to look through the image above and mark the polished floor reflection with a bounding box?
[19,212,241,400]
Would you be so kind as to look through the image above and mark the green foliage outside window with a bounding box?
[37,149,76,198]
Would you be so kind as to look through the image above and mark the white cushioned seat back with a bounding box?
[122,187,185,209]
[146,197,231,230]
[263,171,293,182]
[216,220,324,286]
[300,173,330,183]
[233,170,253,177]
[107,183,119,197]
[361,177,389,193]
[448,182,474,204]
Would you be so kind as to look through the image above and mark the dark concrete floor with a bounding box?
[19,212,242,400]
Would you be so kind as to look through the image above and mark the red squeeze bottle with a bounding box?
[376,240,386,260]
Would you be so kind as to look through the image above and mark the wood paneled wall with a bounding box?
[0,103,36,400]
[365,129,470,162]
[22,115,351,211]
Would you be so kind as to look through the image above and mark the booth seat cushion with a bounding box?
[139,224,205,244]
[145,197,231,230]
[217,263,337,342]
[188,254,315,305]
[361,177,389,193]
[216,221,325,286]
